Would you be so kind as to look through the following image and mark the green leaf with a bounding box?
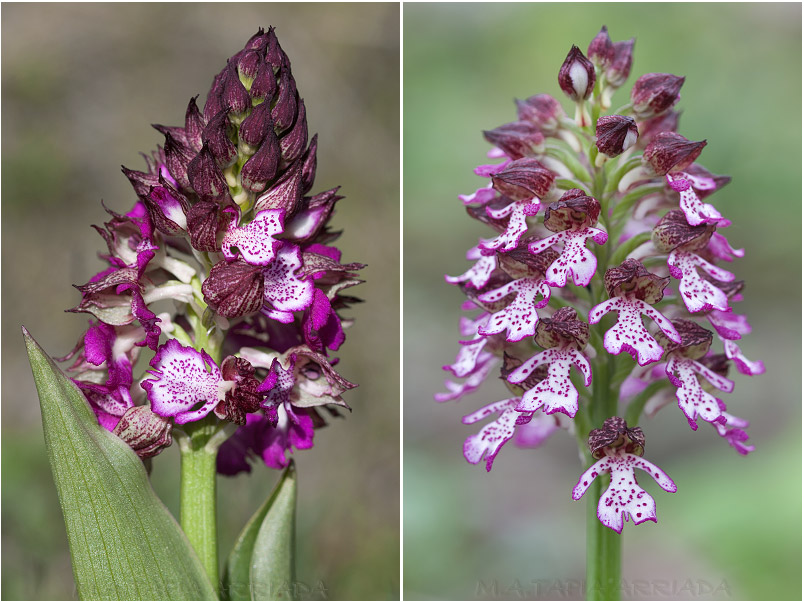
[23,327,218,601]
[251,464,297,600]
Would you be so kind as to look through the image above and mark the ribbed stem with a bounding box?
[178,417,220,595]
[586,479,621,600]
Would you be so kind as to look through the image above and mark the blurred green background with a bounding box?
[2,3,399,600]
[403,3,800,601]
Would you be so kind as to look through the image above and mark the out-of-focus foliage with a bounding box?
[403,3,800,601]
[3,4,400,600]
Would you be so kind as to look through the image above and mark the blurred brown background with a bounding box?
[2,3,399,600]
[403,3,801,600]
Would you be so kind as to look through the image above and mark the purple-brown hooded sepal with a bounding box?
[588,416,645,459]
[202,260,265,318]
[652,210,714,253]
[491,158,555,200]
[656,319,713,360]
[643,132,706,176]
[482,121,544,160]
[112,406,173,459]
[604,258,670,304]
[630,73,685,120]
[515,94,565,134]
[558,45,595,102]
[534,307,590,349]
[595,115,638,157]
[587,26,614,69]
[605,39,635,88]
[543,189,601,232]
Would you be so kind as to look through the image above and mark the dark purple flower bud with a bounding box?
[163,133,195,191]
[543,189,601,232]
[272,66,298,135]
[204,71,226,122]
[250,63,278,102]
[588,416,645,459]
[254,159,303,214]
[637,110,681,149]
[202,109,237,168]
[239,100,274,147]
[237,49,263,80]
[187,144,229,202]
[605,39,635,88]
[558,45,595,101]
[515,94,565,134]
[221,61,252,116]
[482,121,545,160]
[145,184,189,235]
[186,201,227,252]
[301,134,318,195]
[244,27,271,52]
[202,259,265,318]
[214,356,263,425]
[656,319,713,360]
[595,115,638,157]
[534,307,590,349]
[604,258,670,304]
[280,99,308,164]
[699,353,730,377]
[643,132,706,175]
[652,210,714,253]
[240,129,281,193]
[264,27,285,72]
[491,158,555,201]
[587,26,614,69]
[113,406,173,459]
[630,73,685,119]
[284,186,342,242]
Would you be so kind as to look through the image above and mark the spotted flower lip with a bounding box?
[221,208,285,266]
[572,446,677,534]
[462,397,531,471]
[528,224,608,288]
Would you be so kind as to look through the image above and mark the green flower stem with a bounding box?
[586,479,621,601]
[178,417,222,595]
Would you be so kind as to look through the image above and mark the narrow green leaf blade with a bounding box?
[23,328,218,601]
[249,463,297,601]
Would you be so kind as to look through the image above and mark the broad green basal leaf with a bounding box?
[23,327,218,601]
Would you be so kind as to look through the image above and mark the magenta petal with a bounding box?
[303,289,345,352]
[221,209,285,266]
[724,339,765,375]
[142,339,222,424]
[435,352,497,402]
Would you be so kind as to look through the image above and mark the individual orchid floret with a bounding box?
[651,209,714,254]
[605,38,635,88]
[475,249,558,342]
[589,259,680,366]
[572,417,677,534]
[595,115,639,158]
[507,308,592,417]
[142,339,266,425]
[723,339,766,376]
[490,158,555,201]
[643,132,706,177]
[462,397,533,471]
[657,320,734,430]
[528,190,608,287]
[112,406,173,459]
[445,241,497,289]
[435,350,498,403]
[630,73,685,120]
[667,247,735,313]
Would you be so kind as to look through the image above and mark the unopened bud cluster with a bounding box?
[440,26,762,534]
[61,29,364,473]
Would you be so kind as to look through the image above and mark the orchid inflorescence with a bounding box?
[60,28,364,473]
[439,26,762,534]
